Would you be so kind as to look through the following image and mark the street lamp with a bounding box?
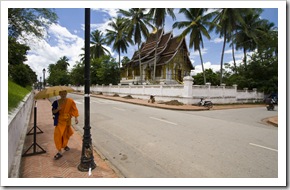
[78,8,96,172]
[42,68,46,89]
[40,77,42,91]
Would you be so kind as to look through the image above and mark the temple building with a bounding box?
[120,28,194,85]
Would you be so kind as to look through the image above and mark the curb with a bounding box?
[79,93,207,111]
[267,118,278,127]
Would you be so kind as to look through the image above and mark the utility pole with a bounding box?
[78,8,96,172]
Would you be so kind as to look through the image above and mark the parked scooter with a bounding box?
[148,95,155,103]
[198,98,213,109]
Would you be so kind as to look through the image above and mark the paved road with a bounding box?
[69,94,278,178]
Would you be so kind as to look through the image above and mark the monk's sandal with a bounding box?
[64,146,70,151]
[54,153,63,160]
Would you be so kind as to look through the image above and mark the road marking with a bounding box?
[74,100,82,105]
[149,117,178,125]
[249,143,278,152]
[91,100,100,103]
[113,107,126,111]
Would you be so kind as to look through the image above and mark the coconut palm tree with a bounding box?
[235,9,275,67]
[106,16,133,68]
[148,8,176,83]
[90,30,110,59]
[56,56,70,71]
[118,8,153,84]
[173,8,213,85]
[211,8,245,84]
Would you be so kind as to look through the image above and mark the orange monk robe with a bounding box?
[54,98,79,151]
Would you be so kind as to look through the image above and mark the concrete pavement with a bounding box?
[18,93,277,178]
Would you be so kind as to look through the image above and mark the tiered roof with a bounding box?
[129,28,193,69]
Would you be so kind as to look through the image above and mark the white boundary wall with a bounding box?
[72,76,264,105]
[8,91,34,177]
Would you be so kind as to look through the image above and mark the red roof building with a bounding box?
[121,29,194,85]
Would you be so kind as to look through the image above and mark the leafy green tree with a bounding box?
[8,8,57,39]
[118,8,153,84]
[245,49,278,93]
[47,56,71,85]
[90,58,102,85]
[121,56,131,67]
[70,61,85,86]
[193,69,219,85]
[10,64,37,87]
[47,69,70,86]
[90,55,120,85]
[106,16,133,68]
[173,8,213,85]
[8,36,36,87]
[90,30,110,59]
[8,36,30,65]
[96,56,120,85]
[148,8,176,82]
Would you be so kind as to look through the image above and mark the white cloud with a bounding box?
[22,23,84,79]
[224,49,232,54]
[212,37,223,44]
[191,48,208,57]
[194,61,220,74]
[92,8,119,18]
[90,22,111,34]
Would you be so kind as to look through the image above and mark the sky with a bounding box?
[11,4,278,81]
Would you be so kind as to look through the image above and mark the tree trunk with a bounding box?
[118,49,121,68]
[198,48,206,85]
[243,48,247,68]
[220,33,227,85]
[232,42,237,74]
[153,31,158,83]
[138,43,142,84]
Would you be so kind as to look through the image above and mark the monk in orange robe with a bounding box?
[52,90,79,160]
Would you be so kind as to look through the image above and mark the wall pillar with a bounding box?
[183,76,193,98]
[206,82,211,99]
[221,83,226,102]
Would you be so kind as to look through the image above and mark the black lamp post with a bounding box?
[42,68,46,89]
[40,77,42,91]
[78,8,96,172]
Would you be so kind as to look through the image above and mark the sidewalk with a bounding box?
[20,99,120,178]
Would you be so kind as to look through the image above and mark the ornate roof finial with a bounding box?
[152,27,158,34]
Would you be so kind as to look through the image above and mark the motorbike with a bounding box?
[266,98,275,111]
[198,98,213,109]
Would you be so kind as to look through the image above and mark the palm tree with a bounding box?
[56,56,70,71]
[90,30,110,59]
[211,8,245,84]
[148,8,176,82]
[118,8,153,84]
[173,8,213,85]
[235,9,275,67]
[106,16,133,68]
[78,47,86,63]
[235,9,261,67]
